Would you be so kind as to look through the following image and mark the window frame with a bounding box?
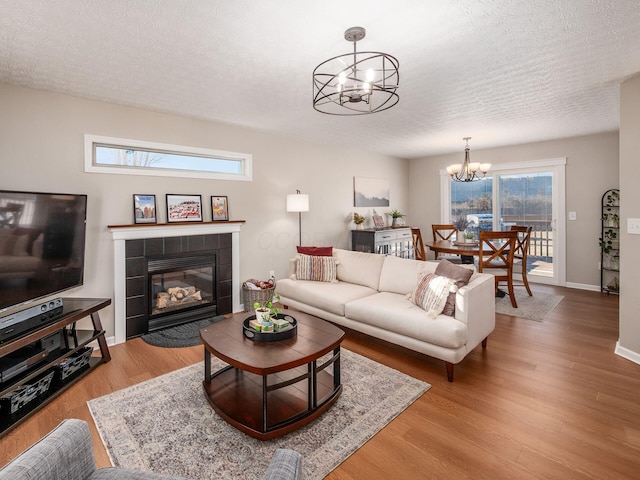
[84,134,253,181]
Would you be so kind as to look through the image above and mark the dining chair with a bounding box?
[478,231,518,308]
[510,225,533,296]
[431,224,457,260]
[411,227,427,261]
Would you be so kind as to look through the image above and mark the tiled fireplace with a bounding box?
[109,222,243,344]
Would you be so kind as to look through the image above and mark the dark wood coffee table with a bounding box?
[200,310,345,440]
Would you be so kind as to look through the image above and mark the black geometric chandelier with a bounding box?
[312,26,399,115]
[447,137,491,182]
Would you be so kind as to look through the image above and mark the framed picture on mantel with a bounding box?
[133,194,157,224]
[211,196,229,221]
[166,194,203,223]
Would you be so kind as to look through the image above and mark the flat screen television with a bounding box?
[0,190,87,315]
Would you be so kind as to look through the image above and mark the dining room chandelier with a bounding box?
[312,26,399,115]
[446,137,491,182]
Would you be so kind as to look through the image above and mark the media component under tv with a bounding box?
[0,190,87,321]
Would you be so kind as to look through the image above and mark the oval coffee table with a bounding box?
[200,310,345,440]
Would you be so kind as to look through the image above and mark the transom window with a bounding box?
[84,135,252,181]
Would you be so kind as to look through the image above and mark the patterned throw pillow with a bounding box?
[410,272,458,319]
[293,254,339,282]
[435,259,474,316]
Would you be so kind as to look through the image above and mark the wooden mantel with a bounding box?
[107,220,246,229]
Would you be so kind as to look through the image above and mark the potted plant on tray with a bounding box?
[253,294,280,326]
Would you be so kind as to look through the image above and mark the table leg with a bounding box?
[309,361,315,410]
[334,346,341,389]
[203,348,211,383]
[262,375,268,432]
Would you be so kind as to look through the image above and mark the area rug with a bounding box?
[495,291,563,321]
[141,316,225,348]
[88,349,429,480]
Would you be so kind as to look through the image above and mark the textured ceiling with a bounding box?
[1,0,639,158]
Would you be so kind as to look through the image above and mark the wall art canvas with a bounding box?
[133,194,157,224]
[211,196,229,221]
[354,177,390,207]
[166,194,203,222]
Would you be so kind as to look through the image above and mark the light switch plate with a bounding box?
[568,211,577,220]
[628,218,640,234]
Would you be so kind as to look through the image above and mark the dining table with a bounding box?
[424,240,481,264]
[425,240,484,258]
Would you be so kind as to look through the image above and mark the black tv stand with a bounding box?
[0,298,111,438]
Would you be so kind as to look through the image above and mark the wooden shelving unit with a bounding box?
[600,189,620,295]
[0,298,111,437]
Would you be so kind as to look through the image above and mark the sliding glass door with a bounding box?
[497,172,554,280]
[442,158,566,285]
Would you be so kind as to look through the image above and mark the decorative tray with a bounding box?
[243,313,297,342]
[453,241,479,246]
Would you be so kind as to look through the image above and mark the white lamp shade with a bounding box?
[287,194,309,212]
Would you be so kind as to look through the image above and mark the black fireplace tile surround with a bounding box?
[124,233,232,339]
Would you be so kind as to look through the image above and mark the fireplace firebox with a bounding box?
[123,233,233,338]
[147,253,216,330]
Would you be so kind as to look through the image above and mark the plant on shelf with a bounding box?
[353,212,366,229]
[602,212,619,228]
[386,209,405,227]
[599,228,618,254]
[605,189,620,207]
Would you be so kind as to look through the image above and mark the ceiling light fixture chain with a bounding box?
[312,26,399,115]
[446,137,491,182]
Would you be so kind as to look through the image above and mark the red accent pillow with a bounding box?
[296,246,333,256]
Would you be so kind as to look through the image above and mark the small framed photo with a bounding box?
[166,194,203,223]
[373,214,385,229]
[211,196,229,221]
[133,194,157,224]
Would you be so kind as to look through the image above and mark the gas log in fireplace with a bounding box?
[124,233,232,339]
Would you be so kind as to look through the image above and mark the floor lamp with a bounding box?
[287,190,309,246]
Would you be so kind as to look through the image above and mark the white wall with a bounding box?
[618,75,640,362]
[408,132,619,288]
[0,82,409,339]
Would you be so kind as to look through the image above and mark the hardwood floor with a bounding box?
[1,285,638,479]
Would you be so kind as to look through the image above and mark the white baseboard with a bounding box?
[565,282,601,292]
[615,341,640,366]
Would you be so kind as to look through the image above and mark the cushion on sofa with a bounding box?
[333,248,386,290]
[296,246,332,256]
[378,255,434,295]
[277,278,377,316]
[410,272,458,319]
[293,254,338,282]
[345,292,469,349]
[435,259,474,316]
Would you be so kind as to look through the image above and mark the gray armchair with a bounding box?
[0,419,302,480]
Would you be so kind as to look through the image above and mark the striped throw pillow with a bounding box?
[293,254,339,282]
[410,272,458,319]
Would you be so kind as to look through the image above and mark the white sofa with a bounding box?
[276,248,496,381]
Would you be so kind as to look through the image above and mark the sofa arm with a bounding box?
[263,449,303,480]
[454,273,496,348]
[0,419,97,480]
